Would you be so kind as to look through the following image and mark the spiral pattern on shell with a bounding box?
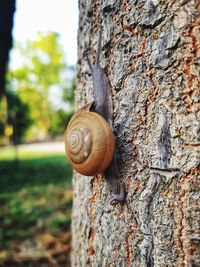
[65,110,115,176]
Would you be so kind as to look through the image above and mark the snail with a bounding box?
[65,25,126,204]
[65,104,115,176]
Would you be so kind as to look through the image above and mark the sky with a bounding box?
[10,0,79,68]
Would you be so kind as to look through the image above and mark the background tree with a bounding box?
[0,0,16,145]
[0,0,15,97]
[6,89,32,143]
[0,88,32,144]
[72,0,200,266]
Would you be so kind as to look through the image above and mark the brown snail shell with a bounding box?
[65,109,115,176]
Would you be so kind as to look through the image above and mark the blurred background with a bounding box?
[0,1,78,266]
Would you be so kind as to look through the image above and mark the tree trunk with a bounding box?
[71,0,200,266]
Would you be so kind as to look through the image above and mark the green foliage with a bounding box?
[49,109,73,137]
[63,76,76,104]
[8,32,75,141]
[13,32,65,91]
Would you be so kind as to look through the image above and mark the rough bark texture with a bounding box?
[72,0,200,266]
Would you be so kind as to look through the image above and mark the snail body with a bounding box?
[65,108,115,176]
[64,26,126,204]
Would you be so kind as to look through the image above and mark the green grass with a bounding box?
[0,144,72,264]
[0,155,72,193]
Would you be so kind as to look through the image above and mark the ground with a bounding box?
[0,142,72,267]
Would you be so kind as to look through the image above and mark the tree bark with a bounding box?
[71,0,200,266]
